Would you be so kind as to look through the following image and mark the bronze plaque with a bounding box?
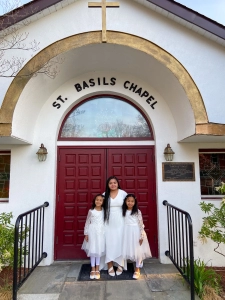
[162,162,195,181]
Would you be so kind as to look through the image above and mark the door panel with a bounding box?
[108,148,158,257]
[55,146,158,259]
[55,148,106,259]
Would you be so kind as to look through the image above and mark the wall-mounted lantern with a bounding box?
[164,144,175,161]
[36,144,48,162]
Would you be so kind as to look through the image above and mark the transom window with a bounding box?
[199,149,225,196]
[59,96,153,140]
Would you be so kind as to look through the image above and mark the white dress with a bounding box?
[105,189,127,269]
[81,208,105,258]
[122,209,152,264]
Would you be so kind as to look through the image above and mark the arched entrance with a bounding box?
[54,95,158,259]
[2,30,220,140]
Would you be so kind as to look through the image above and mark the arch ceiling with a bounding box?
[0,31,224,143]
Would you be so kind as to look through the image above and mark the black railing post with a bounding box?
[163,200,195,300]
[13,218,19,300]
[13,202,49,300]
[188,214,195,300]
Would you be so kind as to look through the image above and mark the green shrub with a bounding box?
[0,213,14,272]
[183,258,221,299]
[199,200,225,258]
[0,212,28,273]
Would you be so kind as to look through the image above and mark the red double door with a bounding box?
[55,146,158,259]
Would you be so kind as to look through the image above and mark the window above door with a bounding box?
[58,96,153,141]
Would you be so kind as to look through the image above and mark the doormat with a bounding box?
[77,263,135,281]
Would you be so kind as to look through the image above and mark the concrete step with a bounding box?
[18,259,200,300]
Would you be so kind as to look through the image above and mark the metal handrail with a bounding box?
[13,202,49,300]
[163,200,195,300]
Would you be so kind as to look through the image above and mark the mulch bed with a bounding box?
[0,267,13,300]
[210,267,225,299]
[0,266,28,300]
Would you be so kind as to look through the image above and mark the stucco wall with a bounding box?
[0,0,225,122]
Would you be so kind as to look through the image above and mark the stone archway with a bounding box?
[1,30,222,136]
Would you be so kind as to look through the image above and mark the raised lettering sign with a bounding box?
[52,76,157,109]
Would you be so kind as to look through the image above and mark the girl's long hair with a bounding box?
[91,194,104,210]
[122,194,138,216]
[103,176,121,222]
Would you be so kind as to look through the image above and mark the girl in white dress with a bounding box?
[122,194,152,279]
[81,194,105,280]
[103,176,127,276]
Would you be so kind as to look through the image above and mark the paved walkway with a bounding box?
[18,259,199,300]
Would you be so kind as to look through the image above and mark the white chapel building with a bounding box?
[0,0,225,266]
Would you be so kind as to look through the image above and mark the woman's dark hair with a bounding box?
[91,194,104,210]
[122,194,138,216]
[103,176,121,222]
